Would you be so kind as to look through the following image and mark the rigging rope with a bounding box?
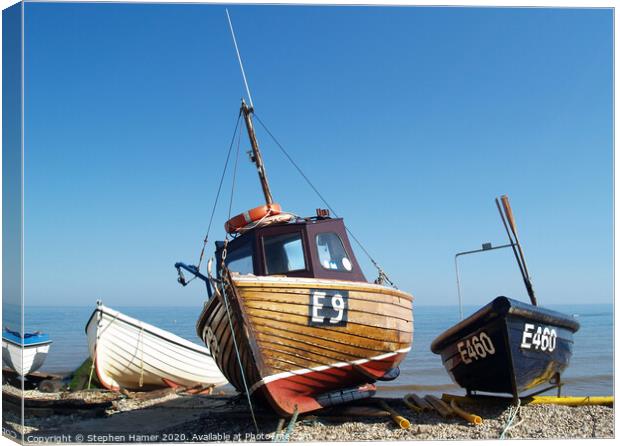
[253,114,337,215]
[217,125,261,434]
[253,113,397,288]
[88,348,96,390]
[227,120,243,222]
[196,112,242,270]
[138,326,145,388]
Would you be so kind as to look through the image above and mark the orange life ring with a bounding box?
[225,203,282,233]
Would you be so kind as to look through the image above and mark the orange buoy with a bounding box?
[225,203,282,233]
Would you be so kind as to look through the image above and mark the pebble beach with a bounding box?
[167,397,615,441]
[2,384,613,442]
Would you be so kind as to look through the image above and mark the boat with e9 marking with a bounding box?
[176,98,413,416]
[174,12,413,417]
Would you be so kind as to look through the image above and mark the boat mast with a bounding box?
[225,9,274,206]
[241,100,274,205]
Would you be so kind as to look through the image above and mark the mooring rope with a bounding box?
[500,398,522,439]
[218,274,260,433]
[213,126,261,434]
[87,348,96,390]
[272,418,286,442]
[274,405,299,442]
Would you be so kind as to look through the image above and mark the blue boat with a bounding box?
[431,296,579,398]
[431,196,580,399]
[2,328,52,377]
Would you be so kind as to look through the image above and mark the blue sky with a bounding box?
[21,3,612,308]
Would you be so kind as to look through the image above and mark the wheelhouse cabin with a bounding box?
[216,216,366,282]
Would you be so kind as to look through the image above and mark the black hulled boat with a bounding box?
[431,195,580,399]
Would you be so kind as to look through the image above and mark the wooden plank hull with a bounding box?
[197,274,413,415]
[431,296,579,397]
[86,304,227,391]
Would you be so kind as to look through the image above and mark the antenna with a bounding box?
[226,9,254,108]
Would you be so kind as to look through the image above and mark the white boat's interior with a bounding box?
[86,303,227,391]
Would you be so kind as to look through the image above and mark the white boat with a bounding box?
[85,302,227,391]
[2,329,52,377]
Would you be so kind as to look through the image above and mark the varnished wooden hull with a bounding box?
[197,274,413,415]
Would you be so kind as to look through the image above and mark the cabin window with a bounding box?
[225,243,254,275]
[316,232,352,272]
[263,232,306,274]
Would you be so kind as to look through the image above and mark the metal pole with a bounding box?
[454,243,513,320]
[455,256,464,320]
[226,9,254,108]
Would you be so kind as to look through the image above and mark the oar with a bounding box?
[495,195,538,306]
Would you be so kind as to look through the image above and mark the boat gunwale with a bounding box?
[85,305,212,358]
[2,338,52,348]
[92,317,223,375]
[230,273,414,301]
[430,296,579,353]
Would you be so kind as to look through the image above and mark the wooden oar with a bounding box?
[495,195,538,306]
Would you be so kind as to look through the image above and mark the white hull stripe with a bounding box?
[248,346,411,394]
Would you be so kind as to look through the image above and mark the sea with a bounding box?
[16,303,614,397]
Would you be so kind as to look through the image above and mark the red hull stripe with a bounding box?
[95,355,120,391]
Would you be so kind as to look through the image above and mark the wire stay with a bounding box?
[196,112,242,269]
[253,112,396,287]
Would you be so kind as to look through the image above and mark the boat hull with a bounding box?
[2,340,51,377]
[197,273,413,415]
[431,296,579,397]
[86,304,227,391]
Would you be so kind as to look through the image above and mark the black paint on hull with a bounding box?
[431,296,580,397]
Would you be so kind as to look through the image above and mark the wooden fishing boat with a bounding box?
[431,296,579,397]
[175,17,413,415]
[2,328,52,377]
[178,101,414,415]
[195,266,412,416]
[85,302,227,391]
[431,196,580,399]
